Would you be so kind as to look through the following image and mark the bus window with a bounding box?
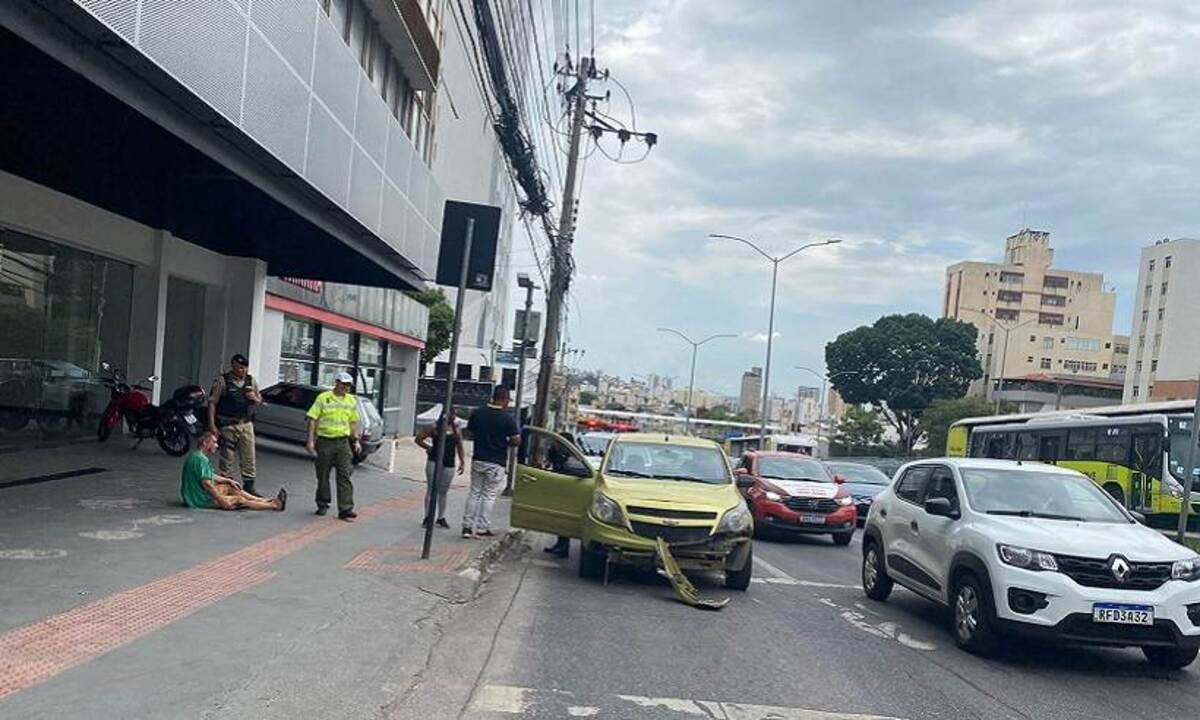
[984,433,1012,459]
[1016,432,1039,461]
[1038,434,1062,463]
[968,432,990,458]
[1131,431,1163,479]
[1096,427,1130,464]
[1067,428,1096,460]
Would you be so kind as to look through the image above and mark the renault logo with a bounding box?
[1109,555,1131,583]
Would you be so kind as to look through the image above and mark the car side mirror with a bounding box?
[924,497,959,519]
[1130,510,1147,525]
[833,474,846,484]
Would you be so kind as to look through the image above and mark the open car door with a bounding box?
[511,427,595,538]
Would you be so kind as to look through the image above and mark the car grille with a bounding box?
[629,521,713,544]
[626,506,717,520]
[784,497,838,513]
[1058,614,1177,646]
[1054,554,1172,591]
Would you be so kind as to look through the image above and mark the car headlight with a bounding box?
[997,544,1059,572]
[1172,557,1200,581]
[763,490,784,502]
[717,503,752,534]
[590,494,625,527]
[835,495,853,506]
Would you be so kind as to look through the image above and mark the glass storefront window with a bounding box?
[0,228,132,451]
[279,359,314,384]
[359,337,384,365]
[321,328,352,362]
[317,361,354,389]
[282,317,316,357]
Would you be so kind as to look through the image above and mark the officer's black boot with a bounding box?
[243,478,262,497]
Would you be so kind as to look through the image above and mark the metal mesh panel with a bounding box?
[401,199,422,269]
[311,14,359,130]
[384,120,414,194]
[242,31,310,172]
[422,224,438,277]
[348,146,383,232]
[249,0,317,81]
[304,100,352,206]
[407,160,429,226]
[427,182,445,232]
[137,0,246,122]
[74,0,138,42]
[354,81,388,165]
[380,181,406,251]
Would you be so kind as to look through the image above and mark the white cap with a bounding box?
[335,371,354,385]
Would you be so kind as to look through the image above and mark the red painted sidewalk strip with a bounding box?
[0,493,422,700]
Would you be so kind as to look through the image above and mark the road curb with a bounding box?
[458,529,526,595]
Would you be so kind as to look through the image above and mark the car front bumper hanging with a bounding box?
[655,537,729,611]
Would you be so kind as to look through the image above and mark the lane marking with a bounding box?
[0,549,68,560]
[752,556,859,589]
[0,493,424,700]
[472,685,908,718]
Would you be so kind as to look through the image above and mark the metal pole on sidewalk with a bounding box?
[505,274,537,496]
[423,218,475,560]
[1175,369,1200,545]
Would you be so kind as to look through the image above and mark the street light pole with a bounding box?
[797,366,859,458]
[657,328,736,434]
[505,273,538,496]
[959,308,1040,412]
[709,233,841,445]
[1176,367,1200,544]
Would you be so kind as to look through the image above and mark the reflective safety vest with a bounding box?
[306,390,359,438]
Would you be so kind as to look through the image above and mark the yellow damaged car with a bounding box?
[511,430,754,590]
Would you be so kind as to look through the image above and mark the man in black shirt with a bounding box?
[462,385,520,538]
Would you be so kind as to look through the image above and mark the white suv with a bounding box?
[861,458,1200,668]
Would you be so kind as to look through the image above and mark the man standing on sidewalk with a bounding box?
[305,372,361,521]
[207,353,263,496]
[462,385,521,538]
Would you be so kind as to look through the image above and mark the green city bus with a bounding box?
[947,400,1198,525]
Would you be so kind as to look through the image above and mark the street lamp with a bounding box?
[796,366,859,457]
[709,233,842,441]
[505,273,538,495]
[657,327,737,434]
[958,308,1041,411]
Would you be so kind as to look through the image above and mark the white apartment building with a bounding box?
[1123,238,1200,403]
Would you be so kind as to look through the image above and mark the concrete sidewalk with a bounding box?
[0,436,515,719]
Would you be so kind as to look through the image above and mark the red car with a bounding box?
[734,451,856,545]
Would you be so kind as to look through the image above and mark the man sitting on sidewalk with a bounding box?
[181,432,286,511]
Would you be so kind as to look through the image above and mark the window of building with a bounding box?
[1162,282,1169,295]
[501,367,517,389]
[995,309,1019,321]
[1042,337,1053,350]
[1038,312,1064,326]
[997,289,1022,303]
[999,271,1024,285]
[1145,284,1153,296]
[479,366,494,382]
[1136,361,1144,373]
[1133,386,1140,398]
[1063,360,1098,373]
[1027,356,1034,363]
[1043,275,1069,289]
[1041,295,1066,307]
[280,316,318,383]
[1151,359,1159,372]
[1065,337,1101,352]
[1154,333,1162,350]
[1141,309,1149,323]
[1138,334,1146,348]
[1158,307,1165,321]
[456,363,473,381]
[433,362,450,378]
[1149,259,1156,271]
[1040,358,1052,369]
[1165,256,1173,268]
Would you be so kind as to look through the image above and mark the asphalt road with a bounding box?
[420,530,1200,720]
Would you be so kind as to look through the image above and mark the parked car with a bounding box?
[736,451,856,545]
[825,461,892,526]
[861,458,1200,668]
[255,383,384,463]
[511,430,754,590]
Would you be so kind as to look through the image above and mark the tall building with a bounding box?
[1123,238,1200,403]
[794,386,821,428]
[739,367,762,416]
[944,230,1119,400]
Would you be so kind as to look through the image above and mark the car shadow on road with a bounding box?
[754,531,850,548]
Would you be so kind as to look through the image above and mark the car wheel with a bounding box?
[862,541,893,601]
[578,543,607,581]
[833,530,854,546]
[724,543,753,591]
[1143,645,1199,669]
[951,573,997,654]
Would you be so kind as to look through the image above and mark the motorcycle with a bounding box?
[96,363,207,457]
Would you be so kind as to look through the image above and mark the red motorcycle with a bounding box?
[96,363,206,456]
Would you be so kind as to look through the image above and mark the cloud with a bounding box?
[741,331,781,344]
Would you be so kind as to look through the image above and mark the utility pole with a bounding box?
[1175,369,1200,544]
[532,56,591,430]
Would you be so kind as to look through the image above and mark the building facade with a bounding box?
[1123,238,1200,403]
[0,0,448,475]
[943,230,1120,399]
[739,367,763,416]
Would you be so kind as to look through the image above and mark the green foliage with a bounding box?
[832,406,885,455]
[578,390,597,406]
[919,396,1016,456]
[703,405,756,423]
[410,287,455,366]
[825,313,983,452]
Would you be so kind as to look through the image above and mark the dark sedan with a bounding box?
[824,461,892,525]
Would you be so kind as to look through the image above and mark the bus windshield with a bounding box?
[1169,417,1199,488]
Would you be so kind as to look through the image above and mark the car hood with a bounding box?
[980,516,1194,562]
[762,479,839,499]
[843,482,886,498]
[600,475,740,511]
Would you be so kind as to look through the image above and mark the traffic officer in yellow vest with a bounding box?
[305,371,361,520]
[207,353,263,496]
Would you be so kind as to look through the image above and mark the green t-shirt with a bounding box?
[181,451,216,509]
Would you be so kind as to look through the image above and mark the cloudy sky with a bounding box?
[509,1,1200,398]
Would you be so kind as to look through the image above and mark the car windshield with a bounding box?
[606,442,730,484]
[758,457,830,482]
[579,433,612,456]
[961,468,1129,523]
[827,463,890,485]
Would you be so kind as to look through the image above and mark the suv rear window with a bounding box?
[895,466,932,504]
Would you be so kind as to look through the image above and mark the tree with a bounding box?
[410,287,454,366]
[825,313,983,453]
[919,396,1016,456]
[832,406,885,455]
[578,390,597,406]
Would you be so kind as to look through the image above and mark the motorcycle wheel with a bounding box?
[36,412,71,437]
[158,421,191,457]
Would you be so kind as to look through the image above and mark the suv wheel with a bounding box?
[951,573,997,654]
[862,541,893,601]
[1143,645,1199,669]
